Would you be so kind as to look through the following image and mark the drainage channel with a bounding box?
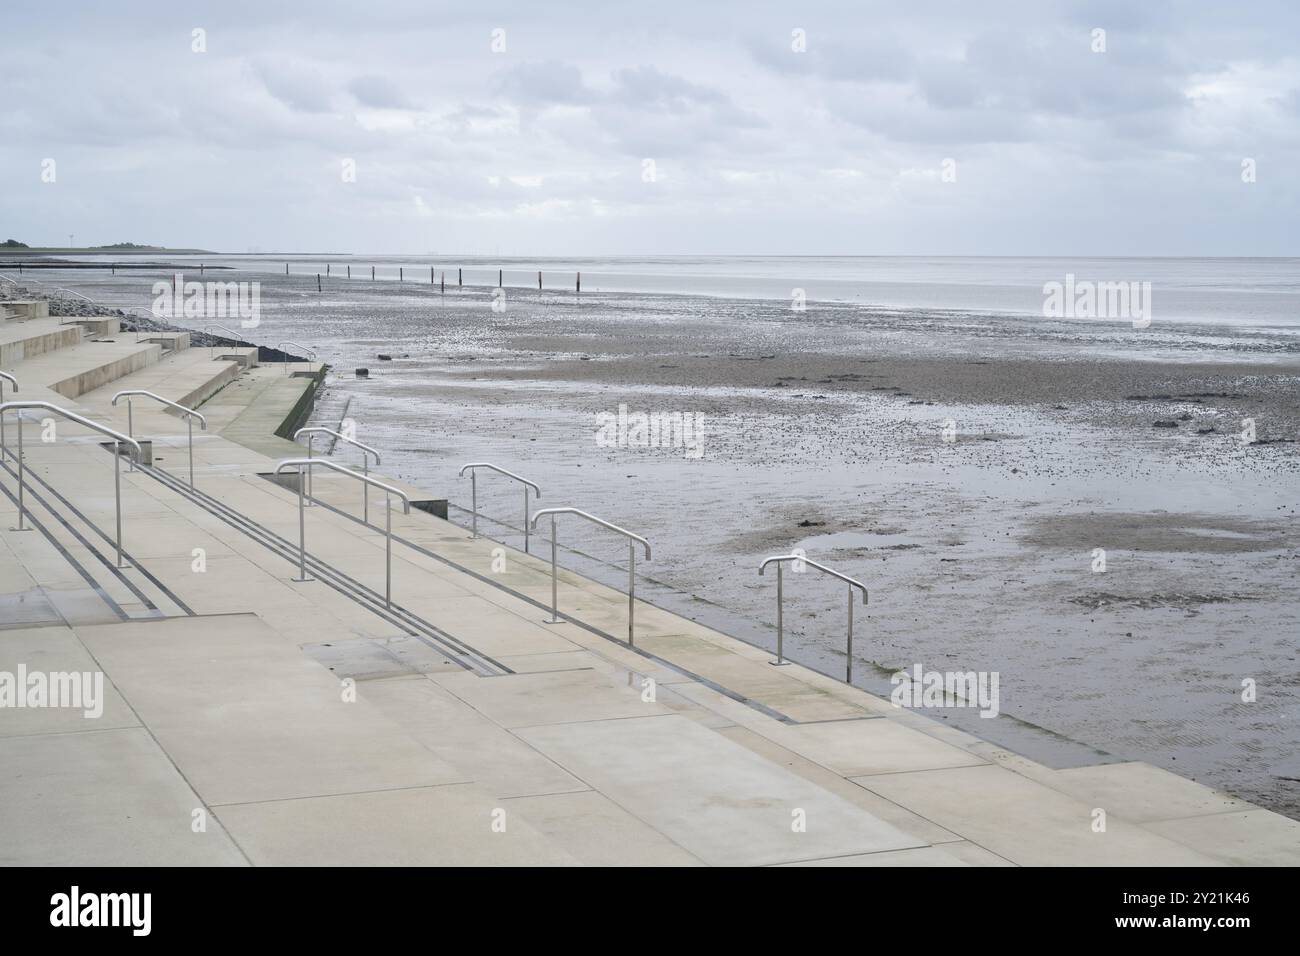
[136,461,509,677]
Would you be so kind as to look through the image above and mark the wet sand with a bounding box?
[33,270,1300,818]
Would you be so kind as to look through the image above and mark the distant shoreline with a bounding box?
[0,247,217,256]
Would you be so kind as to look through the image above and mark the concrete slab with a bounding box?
[1144,810,1300,866]
[0,727,247,865]
[1040,761,1251,824]
[518,713,926,866]
[772,717,989,777]
[214,783,579,866]
[778,846,970,866]
[431,667,666,729]
[716,725,967,846]
[857,764,1226,866]
[75,614,471,805]
[0,625,137,735]
[502,790,703,866]
[361,675,587,799]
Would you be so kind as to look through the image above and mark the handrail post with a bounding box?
[294,467,310,582]
[523,485,530,554]
[548,514,559,622]
[125,399,134,472]
[470,470,478,538]
[363,456,369,525]
[846,585,854,684]
[628,541,635,646]
[385,494,392,608]
[14,413,25,530]
[114,440,124,567]
[305,434,314,506]
[187,415,194,488]
[775,562,784,665]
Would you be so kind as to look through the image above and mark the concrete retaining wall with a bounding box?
[0,326,83,365]
[49,345,162,398]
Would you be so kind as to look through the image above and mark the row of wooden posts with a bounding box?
[301,263,581,293]
[48,260,582,293]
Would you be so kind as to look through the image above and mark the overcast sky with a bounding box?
[3,1,1298,256]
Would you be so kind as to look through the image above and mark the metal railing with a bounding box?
[274,458,410,607]
[294,427,381,521]
[758,554,868,683]
[529,507,651,646]
[111,390,207,487]
[276,341,317,374]
[202,323,246,358]
[0,372,16,451]
[0,401,141,567]
[458,462,541,552]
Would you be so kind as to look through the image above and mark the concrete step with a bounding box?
[6,337,163,398]
[1,300,50,320]
[76,344,246,421]
[63,316,121,337]
[0,317,85,367]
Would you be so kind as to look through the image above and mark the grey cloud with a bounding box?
[349,75,413,109]
[250,58,334,113]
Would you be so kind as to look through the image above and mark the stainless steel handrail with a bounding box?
[0,371,15,452]
[274,458,411,607]
[0,401,141,567]
[276,341,317,374]
[758,554,868,682]
[529,507,651,645]
[111,390,207,487]
[458,462,541,552]
[294,427,381,521]
[202,323,246,358]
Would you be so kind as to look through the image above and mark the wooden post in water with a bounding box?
[431,266,435,283]
[458,268,462,287]
[326,264,330,277]
[498,268,503,287]
[440,272,445,293]
[316,274,322,293]
[372,266,375,280]
[576,271,581,293]
[538,270,542,290]
[200,263,205,274]
[347,265,351,278]
[286,263,289,275]
[399,267,403,282]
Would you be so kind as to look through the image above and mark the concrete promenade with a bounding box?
[1,314,1297,866]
